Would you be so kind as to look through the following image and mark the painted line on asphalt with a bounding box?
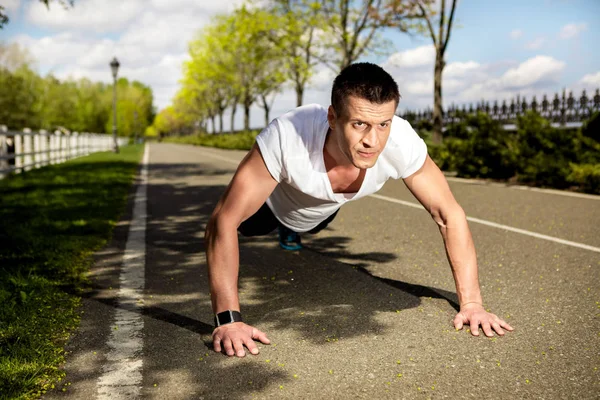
[172,145,600,254]
[97,143,149,399]
[184,145,599,202]
[444,176,600,200]
[369,193,600,254]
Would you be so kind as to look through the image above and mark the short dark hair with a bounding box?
[331,62,400,117]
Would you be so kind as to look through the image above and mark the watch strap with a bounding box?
[214,310,243,327]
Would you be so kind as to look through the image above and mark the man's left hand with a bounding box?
[453,303,514,337]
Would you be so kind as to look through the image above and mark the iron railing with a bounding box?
[399,88,600,129]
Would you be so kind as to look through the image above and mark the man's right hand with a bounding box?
[212,322,271,357]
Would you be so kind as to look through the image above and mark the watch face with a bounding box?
[218,312,233,325]
[215,310,242,326]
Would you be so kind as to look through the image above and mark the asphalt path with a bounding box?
[46,142,600,399]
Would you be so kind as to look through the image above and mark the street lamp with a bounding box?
[110,57,120,153]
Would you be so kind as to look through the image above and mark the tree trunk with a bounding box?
[218,112,224,135]
[432,53,445,145]
[244,102,251,131]
[211,115,216,135]
[261,95,271,127]
[295,82,304,107]
[230,104,237,134]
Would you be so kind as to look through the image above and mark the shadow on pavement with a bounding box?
[73,160,461,399]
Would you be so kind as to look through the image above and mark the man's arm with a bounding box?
[402,155,514,337]
[205,143,279,356]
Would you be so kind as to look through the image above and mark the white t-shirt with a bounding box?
[255,104,428,232]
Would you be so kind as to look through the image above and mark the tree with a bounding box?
[228,7,286,130]
[262,0,328,106]
[181,7,286,132]
[0,0,74,29]
[0,66,42,129]
[186,25,238,134]
[0,42,154,134]
[103,78,154,137]
[0,43,35,71]
[153,107,187,137]
[414,0,458,145]
[319,0,400,71]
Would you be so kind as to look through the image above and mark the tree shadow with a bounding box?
[54,157,462,399]
[54,154,456,399]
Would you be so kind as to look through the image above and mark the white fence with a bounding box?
[0,125,128,179]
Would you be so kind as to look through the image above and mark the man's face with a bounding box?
[327,96,397,169]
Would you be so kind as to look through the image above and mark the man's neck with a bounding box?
[323,128,355,171]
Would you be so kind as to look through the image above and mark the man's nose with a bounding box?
[362,127,378,148]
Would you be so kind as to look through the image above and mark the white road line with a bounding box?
[97,144,149,399]
[170,145,600,254]
[369,193,600,254]
[444,176,600,200]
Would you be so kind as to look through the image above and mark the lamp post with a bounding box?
[110,57,120,153]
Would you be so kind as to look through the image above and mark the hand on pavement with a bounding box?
[453,303,514,337]
[212,322,270,357]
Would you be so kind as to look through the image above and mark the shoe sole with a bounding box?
[279,242,303,251]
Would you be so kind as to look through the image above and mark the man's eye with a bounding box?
[380,123,389,128]
[354,122,365,127]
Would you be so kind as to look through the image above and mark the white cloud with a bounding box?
[509,29,523,40]
[525,37,546,50]
[558,23,587,40]
[444,61,481,78]
[309,67,336,92]
[3,0,21,12]
[499,56,565,88]
[25,0,144,33]
[381,46,571,112]
[383,45,435,69]
[24,0,238,33]
[12,33,105,72]
[14,0,241,113]
[580,71,600,86]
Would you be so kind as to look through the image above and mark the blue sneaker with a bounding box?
[278,225,303,251]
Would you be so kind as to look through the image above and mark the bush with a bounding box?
[422,109,600,194]
[567,163,600,194]
[515,111,579,187]
[164,130,260,150]
[573,132,600,165]
[581,111,600,142]
[442,112,519,179]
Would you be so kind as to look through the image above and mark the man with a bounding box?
[205,62,514,358]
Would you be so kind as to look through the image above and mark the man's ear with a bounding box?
[327,106,336,129]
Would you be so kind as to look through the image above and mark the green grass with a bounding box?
[163,130,260,150]
[0,144,144,400]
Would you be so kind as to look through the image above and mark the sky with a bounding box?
[1,0,599,130]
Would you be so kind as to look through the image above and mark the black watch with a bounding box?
[214,310,243,327]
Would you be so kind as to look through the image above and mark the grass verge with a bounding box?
[163,130,259,150]
[0,144,144,399]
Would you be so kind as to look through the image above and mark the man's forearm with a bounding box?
[205,217,242,313]
[434,208,482,306]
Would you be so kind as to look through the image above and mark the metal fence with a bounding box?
[0,125,128,179]
[399,88,600,129]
